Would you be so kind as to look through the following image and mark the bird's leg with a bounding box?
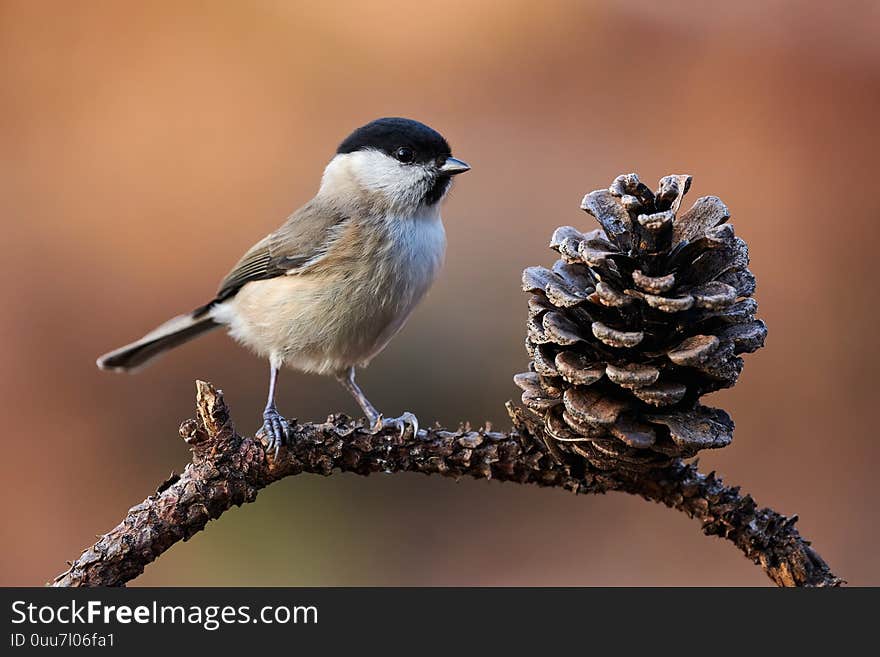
[336,367,380,424]
[261,364,291,458]
[336,366,419,438]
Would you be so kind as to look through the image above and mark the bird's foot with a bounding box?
[370,412,419,439]
[260,408,292,460]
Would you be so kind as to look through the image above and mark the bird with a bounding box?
[97,117,470,456]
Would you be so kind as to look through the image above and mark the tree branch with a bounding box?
[51,381,841,587]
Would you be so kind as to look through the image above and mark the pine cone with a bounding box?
[515,174,766,472]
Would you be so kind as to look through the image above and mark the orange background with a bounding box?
[2,0,878,586]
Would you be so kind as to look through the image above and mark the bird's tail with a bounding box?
[96,309,219,372]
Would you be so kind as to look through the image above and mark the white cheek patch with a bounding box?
[328,150,432,210]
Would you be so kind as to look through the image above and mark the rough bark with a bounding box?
[51,381,842,587]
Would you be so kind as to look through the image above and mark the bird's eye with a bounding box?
[395,147,415,163]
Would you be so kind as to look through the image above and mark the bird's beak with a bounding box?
[439,157,471,175]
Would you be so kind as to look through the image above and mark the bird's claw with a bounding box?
[370,412,419,439]
[260,408,291,460]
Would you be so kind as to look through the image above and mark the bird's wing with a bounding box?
[211,201,351,304]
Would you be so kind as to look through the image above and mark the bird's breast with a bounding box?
[358,210,446,350]
[382,208,447,300]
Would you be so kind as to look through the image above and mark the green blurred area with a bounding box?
[1,0,878,585]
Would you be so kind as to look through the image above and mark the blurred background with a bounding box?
[2,0,878,586]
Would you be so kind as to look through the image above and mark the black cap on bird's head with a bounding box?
[337,117,470,176]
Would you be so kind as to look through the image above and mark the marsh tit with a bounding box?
[97,117,470,455]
